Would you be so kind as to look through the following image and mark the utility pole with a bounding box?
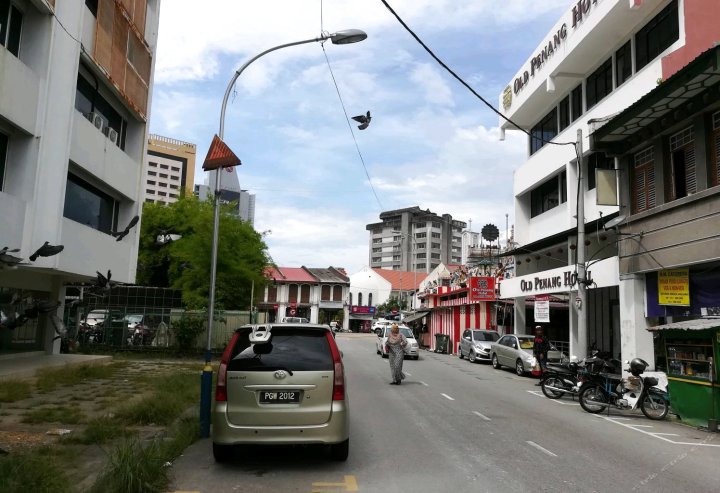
[576,129,588,359]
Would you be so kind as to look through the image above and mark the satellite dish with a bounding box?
[603,215,626,231]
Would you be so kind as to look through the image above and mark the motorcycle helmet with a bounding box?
[629,358,648,375]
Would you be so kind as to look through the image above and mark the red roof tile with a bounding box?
[266,267,317,283]
[373,269,428,291]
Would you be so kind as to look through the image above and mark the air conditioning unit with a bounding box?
[107,128,119,146]
[91,112,105,131]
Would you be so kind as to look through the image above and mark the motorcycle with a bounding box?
[540,351,620,400]
[578,357,669,420]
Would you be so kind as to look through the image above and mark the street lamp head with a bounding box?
[328,29,368,45]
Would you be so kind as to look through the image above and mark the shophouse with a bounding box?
[260,267,349,326]
[1,0,160,355]
[498,0,713,363]
[590,45,720,425]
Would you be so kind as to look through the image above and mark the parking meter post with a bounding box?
[200,360,213,438]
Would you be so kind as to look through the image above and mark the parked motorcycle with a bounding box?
[540,351,620,400]
[578,357,669,420]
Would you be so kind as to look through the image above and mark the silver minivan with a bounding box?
[212,324,349,462]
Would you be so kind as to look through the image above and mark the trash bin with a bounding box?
[434,334,450,354]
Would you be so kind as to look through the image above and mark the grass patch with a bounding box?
[0,380,32,402]
[22,405,84,425]
[116,373,199,426]
[35,362,127,393]
[0,447,73,493]
[63,416,131,445]
[90,416,200,493]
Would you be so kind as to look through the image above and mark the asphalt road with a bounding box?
[170,333,720,493]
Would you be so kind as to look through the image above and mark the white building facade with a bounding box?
[1,0,160,355]
[498,0,700,364]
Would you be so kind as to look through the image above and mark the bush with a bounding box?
[171,314,205,350]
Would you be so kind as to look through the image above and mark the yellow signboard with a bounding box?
[658,269,690,306]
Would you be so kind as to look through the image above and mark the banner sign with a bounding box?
[469,277,496,302]
[350,306,377,314]
[534,294,550,323]
[658,269,690,306]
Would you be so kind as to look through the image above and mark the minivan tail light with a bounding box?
[326,332,345,401]
[215,332,240,402]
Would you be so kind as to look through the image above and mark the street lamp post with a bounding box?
[199,29,367,439]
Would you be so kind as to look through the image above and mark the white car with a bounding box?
[375,325,419,360]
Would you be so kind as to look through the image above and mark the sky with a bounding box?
[149,0,572,274]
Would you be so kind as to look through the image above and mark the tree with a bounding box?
[137,195,270,310]
[376,295,405,316]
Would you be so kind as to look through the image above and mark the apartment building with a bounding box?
[0,0,160,354]
[145,134,196,204]
[366,207,466,273]
[498,0,718,364]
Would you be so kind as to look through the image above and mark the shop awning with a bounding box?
[403,310,430,324]
[647,317,720,331]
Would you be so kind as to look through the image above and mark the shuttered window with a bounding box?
[267,286,277,302]
[300,285,311,303]
[669,126,696,200]
[321,285,331,300]
[711,112,720,187]
[632,147,655,213]
[332,285,343,302]
[288,285,298,303]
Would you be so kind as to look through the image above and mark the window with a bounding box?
[171,175,179,180]
[267,285,278,302]
[430,263,439,269]
[146,189,154,194]
[160,173,168,178]
[431,232,440,239]
[348,293,353,306]
[372,247,381,253]
[635,0,679,71]
[530,108,557,155]
[416,232,427,239]
[228,329,332,373]
[416,253,427,259]
[431,242,440,249]
[0,131,7,191]
[372,257,381,263]
[373,238,382,244]
[149,162,157,167]
[431,253,441,260]
[632,147,656,213]
[586,58,613,109]
[530,171,567,217]
[368,293,373,306]
[571,84,583,122]
[416,243,425,249]
[148,170,156,176]
[711,112,720,187]
[145,199,154,203]
[321,285,331,300]
[669,126,696,200]
[75,72,127,149]
[393,255,401,261]
[147,180,156,185]
[558,96,570,132]
[416,263,426,269]
[452,257,462,263]
[333,285,343,302]
[615,41,632,87]
[158,182,167,188]
[171,166,179,172]
[288,285,298,303]
[0,1,22,57]
[170,184,178,190]
[63,173,118,234]
[587,152,615,190]
[160,164,168,169]
[169,193,178,199]
[358,293,363,306]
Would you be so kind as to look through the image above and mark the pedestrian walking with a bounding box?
[533,325,550,385]
[385,323,408,385]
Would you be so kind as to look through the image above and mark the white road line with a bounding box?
[653,433,680,436]
[526,390,579,406]
[419,381,429,387]
[473,411,491,421]
[441,393,455,401]
[527,441,558,457]
[593,415,720,447]
[629,424,654,428]
[404,372,412,376]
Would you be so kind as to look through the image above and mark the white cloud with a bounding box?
[409,63,454,106]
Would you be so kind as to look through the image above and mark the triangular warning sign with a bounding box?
[202,134,242,171]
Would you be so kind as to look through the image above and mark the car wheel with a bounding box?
[213,443,233,463]
[491,354,500,369]
[515,359,525,376]
[330,439,349,461]
[469,351,477,363]
[458,348,464,359]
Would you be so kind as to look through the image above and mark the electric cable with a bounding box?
[321,45,384,211]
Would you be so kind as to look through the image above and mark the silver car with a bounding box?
[375,325,419,360]
[212,323,349,462]
[490,334,565,376]
[458,329,500,363]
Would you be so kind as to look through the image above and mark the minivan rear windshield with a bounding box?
[228,329,333,372]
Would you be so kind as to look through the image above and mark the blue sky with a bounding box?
[149,0,570,274]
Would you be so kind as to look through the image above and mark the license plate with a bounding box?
[259,390,301,404]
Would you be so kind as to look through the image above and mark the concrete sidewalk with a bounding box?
[0,351,113,380]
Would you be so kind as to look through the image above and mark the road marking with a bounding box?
[404,371,412,376]
[419,381,429,386]
[631,424,654,428]
[312,475,358,492]
[527,390,579,406]
[592,415,720,447]
[473,411,491,421]
[653,433,680,436]
[441,393,455,401]
[527,441,558,457]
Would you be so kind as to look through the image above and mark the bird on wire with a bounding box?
[29,241,65,262]
[351,111,372,130]
[111,215,139,241]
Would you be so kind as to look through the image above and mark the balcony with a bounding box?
[0,48,40,134]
